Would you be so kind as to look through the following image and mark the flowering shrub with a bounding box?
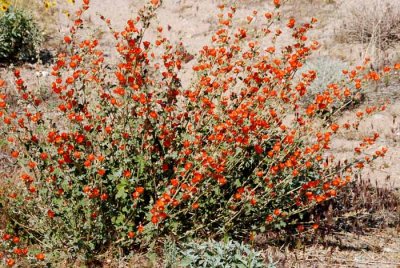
[297,56,369,120]
[0,0,398,265]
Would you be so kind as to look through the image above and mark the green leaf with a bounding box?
[180,257,193,266]
[115,214,125,225]
[116,178,129,199]
[135,155,146,176]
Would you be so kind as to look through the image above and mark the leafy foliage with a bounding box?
[0,7,42,63]
[164,239,268,268]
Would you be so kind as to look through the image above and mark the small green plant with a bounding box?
[163,239,180,267]
[164,239,268,268]
[0,7,42,63]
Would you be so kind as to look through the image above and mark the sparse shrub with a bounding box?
[336,0,400,50]
[314,176,400,233]
[255,176,400,247]
[299,57,364,115]
[164,239,267,268]
[0,7,42,63]
[300,57,349,99]
[0,0,397,265]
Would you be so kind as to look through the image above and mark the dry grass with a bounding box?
[254,176,399,245]
[336,0,400,48]
[335,0,400,67]
[255,177,400,267]
[263,227,400,267]
[320,176,399,232]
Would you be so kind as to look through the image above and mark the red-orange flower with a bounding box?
[6,258,15,267]
[64,36,72,44]
[36,253,45,261]
[128,231,135,238]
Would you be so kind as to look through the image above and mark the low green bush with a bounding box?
[0,7,42,63]
[164,239,269,268]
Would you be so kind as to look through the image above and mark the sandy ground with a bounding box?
[268,228,400,268]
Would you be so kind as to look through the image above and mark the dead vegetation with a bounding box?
[336,0,400,50]
[255,176,400,267]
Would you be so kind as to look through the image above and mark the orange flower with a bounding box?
[137,224,144,233]
[40,152,48,160]
[73,151,81,159]
[151,215,159,224]
[273,0,280,7]
[6,258,15,267]
[329,189,337,197]
[266,215,273,223]
[287,18,295,28]
[47,210,55,219]
[127,231,135,238]
[306,104,315,116]
[64,36,72,44]
[254,144,263,154]
[66,77,74,84]
[136,186,144,194]
[97,169,106,176]
[83,185,91,193]
[35,253,45,261]
[149,111,158,119]
[330,123,339,133]
[273,209,281,216]
[28,161,37,169]
[296,224,304,232]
